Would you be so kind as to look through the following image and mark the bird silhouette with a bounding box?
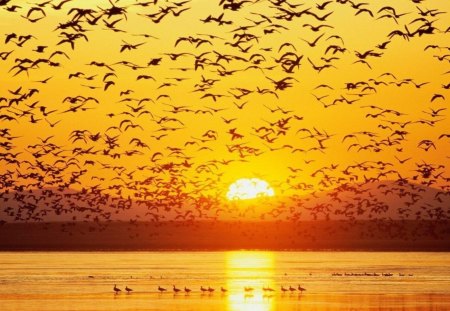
[158,286,167,293]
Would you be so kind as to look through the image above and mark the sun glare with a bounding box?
[226,178,275,201]
[226,251,275,311]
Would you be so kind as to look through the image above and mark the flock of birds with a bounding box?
[112,284,306,294]
[331,272,413,277]
[0,0,449,237]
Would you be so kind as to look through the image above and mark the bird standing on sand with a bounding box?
[113,284,121,294]
[125,286,133,293]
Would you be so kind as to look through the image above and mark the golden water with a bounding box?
[0,251,449,310]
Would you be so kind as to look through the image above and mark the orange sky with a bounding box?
[0,0,449,222]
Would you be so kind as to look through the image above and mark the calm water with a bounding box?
[0,252,449,310]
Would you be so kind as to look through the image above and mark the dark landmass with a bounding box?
[1,220,449,251]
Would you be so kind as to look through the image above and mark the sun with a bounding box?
[226,178,275,201]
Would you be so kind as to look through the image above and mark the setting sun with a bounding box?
[226,178,275,201]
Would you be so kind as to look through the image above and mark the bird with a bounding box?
[300,33,325,47]
[431,94,445,102]
[298,284,306,293]
[173,285,181,293]
[125,286,133,293]
[158,286,167,293]
[113,285,121,294]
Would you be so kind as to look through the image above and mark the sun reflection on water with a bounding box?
[226,251,275,311]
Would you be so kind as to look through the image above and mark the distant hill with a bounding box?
[0,220,449,251]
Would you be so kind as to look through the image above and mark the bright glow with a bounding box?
[226,251,275,311]
[226,178,275,201]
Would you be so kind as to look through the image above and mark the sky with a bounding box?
[0,0,449,222]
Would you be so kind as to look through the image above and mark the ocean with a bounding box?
[0,251,449,310]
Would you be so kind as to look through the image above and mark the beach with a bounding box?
[1,251,449,310]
